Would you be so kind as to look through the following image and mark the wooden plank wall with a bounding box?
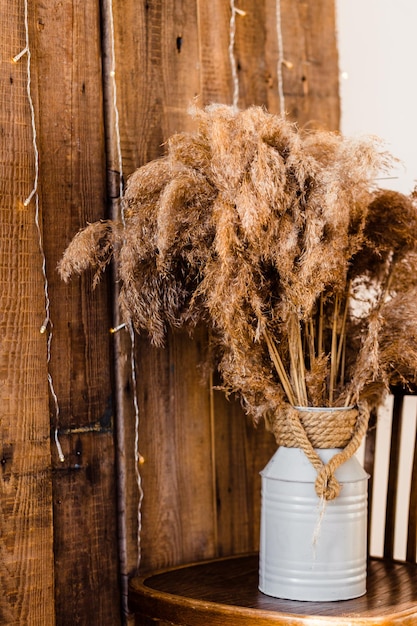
[1,0,120,624]
[0,0,340,624]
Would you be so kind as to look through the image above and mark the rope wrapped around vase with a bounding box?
[271,403,370,501]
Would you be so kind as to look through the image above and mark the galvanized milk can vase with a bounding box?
[58,107,417,603]
[259,405,370,601]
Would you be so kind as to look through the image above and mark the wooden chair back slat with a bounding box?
[363,409,377,545]
[383,393,404,560]
[406,438,417,562]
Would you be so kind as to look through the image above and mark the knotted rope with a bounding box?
[272,404,370,500]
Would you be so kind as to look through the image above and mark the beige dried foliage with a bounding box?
[379,288,417,389]
[59,105,417,441]
[58,220,119,288]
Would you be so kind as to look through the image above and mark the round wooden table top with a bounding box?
[129,553,417,625]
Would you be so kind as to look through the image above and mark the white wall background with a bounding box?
[336,0,417,194]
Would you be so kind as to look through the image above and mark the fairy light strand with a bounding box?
[275,0,286,116]
[14,0,64,462]
[128,321,144,569]
[13,0,38,208]
[108,0,124,224]
[106,0,144,571]
[228,1,239,110]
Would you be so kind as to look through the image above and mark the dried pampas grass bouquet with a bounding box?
[59,105,417,499]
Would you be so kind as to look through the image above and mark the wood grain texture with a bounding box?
[264,0,340,127]
[130,554,417,625]
[213,388,276,557]
[137,327,217,571]
[113,0,201,172]
[53,430,121,625]
[36,0,111,429]
[0,3,55,623]
[233,0,269,108]
[196,0,234,106]
[25,0,121,623]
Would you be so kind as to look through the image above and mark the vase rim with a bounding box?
[294,405,356,412]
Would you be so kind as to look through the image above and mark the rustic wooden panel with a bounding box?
[53,430,121,625]
[265,0,340,128]
[31,0,121,623]
[213,390,276,556]
[196,0,234,106]
[137,327,216,571]
[0,2,55,623]
[109,0,208,585]
[233,0,269,108]
[113,0,202,172]
[36,0,110,429]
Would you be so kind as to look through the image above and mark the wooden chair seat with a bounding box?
[129,553,417,625]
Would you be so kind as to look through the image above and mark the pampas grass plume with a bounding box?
[59,105,417,438]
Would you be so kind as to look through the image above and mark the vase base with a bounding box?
[258,582,367,602]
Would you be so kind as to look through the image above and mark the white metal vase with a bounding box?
[259,406,369,602]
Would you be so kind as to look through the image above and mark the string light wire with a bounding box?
[228,1,241,110]
[14,0,64,462]
[275,0,286,116]
[128,321,144,569]
[107,0,124,222]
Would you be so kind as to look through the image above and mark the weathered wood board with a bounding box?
[0,3,55,624]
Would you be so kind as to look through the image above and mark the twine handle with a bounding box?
[314,404,370,499]
[274,403,370,500]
